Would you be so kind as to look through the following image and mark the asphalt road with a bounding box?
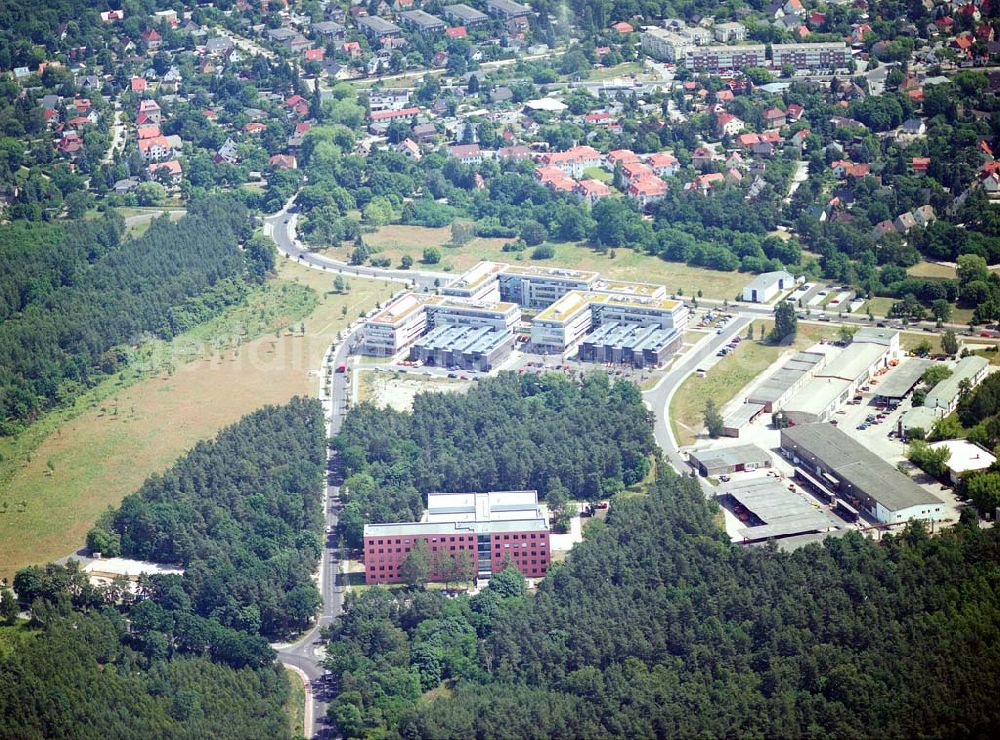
[272,328,365,738]
[262,204,448,292]
[643,317,751,492]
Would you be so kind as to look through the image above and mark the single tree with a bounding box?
[399,539,432,588]
[942,329,959,356]
[769,301,798,343]
[704,399,724,438]
[0,588,18,625]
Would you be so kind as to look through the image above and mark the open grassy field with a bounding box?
[284,668,306,738]
[670,340,785,447]
[587,61,642,81]
[0,260,386,582]
[340,225,753,299]
[669,322,842,447]
[908,261,957,279]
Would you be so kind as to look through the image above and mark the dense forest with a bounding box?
[333,372,657,546]
[86,397,326,639]
[0,194,273,434]
[0,605,292,738]
[1,399,327,738]
[325,465,1000,738]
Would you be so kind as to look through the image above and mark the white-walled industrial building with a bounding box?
[924,355,989,413]
[741,271,796,303]
[781,424,946,524]
[783,329,899,424]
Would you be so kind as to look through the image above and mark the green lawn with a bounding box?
[284,668,306,739]
[351,225,753,300]
[583,167,612,184]
[670,339,784,447]
[587,61,642,81]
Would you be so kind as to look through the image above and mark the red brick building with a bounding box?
[363,491,551,584]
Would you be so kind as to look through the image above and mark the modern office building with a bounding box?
[425,297,521,333]
[363,292,519,357]
[363,293,432,356]
[410,324,514,371]
[441,260,506,302]
[531,290,687,355]
[770,42,850,71]
[780,424,946,524]
[684,44,767,72]
[363,490,550,584]
[578,322,682,368]
[445,262,672,314]
[498,265,599,309]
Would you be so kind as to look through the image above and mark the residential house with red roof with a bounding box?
[540,145,601,178]
[647,152,680,178]
[449,143,482,164]
[141,29,162,51]
[285,95,310,117]
[606,149,641,168]
[138,135,173,162]
[534,166,575,192]
[148,159,183,184]
[270,154,298,169]
[628,176,668,207]
[692,146,718,170]
[762,107,787,128]
[574,179,611,205]
[137,99,161,124]
[716,112,744,137]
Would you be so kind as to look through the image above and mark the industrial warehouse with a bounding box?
[363,491,551,584]
[688,443,772,477]
[780,423,945,524]
[781,328,899,424]
[746,351,827,411]
[717,478,838,544]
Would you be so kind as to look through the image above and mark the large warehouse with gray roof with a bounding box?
[780,423,945,524]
